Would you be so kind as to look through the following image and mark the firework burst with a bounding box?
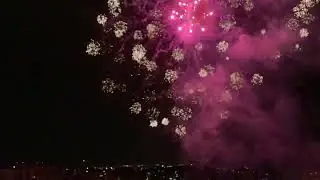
[87,0,320,165]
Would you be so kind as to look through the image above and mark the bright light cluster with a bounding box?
[169,0,214,34]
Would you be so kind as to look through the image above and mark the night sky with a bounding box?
[3,0,320,166]
[3,0,180,164]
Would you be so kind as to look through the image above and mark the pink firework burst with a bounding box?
[169,0,215,36]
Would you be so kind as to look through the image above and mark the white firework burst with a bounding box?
[107,0,121,17]
[130,102,142,114]
[175,125,187,137]
[216,40,229,53]
[172,48,185,62]
[230,72,245,90]
[86,40,100,56]
[149,120,158,127]
[299,28,309,38]
[161,118,170,126]
[132,44,147,63]
[97,14,107,25]
[114,21,128,38]
[165,69,178,83]
[251,73,263,86]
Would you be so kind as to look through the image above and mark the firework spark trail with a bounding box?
[87,0,320,170]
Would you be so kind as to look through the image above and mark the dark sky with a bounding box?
[3,0,320,166]
[2,0,180,165]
